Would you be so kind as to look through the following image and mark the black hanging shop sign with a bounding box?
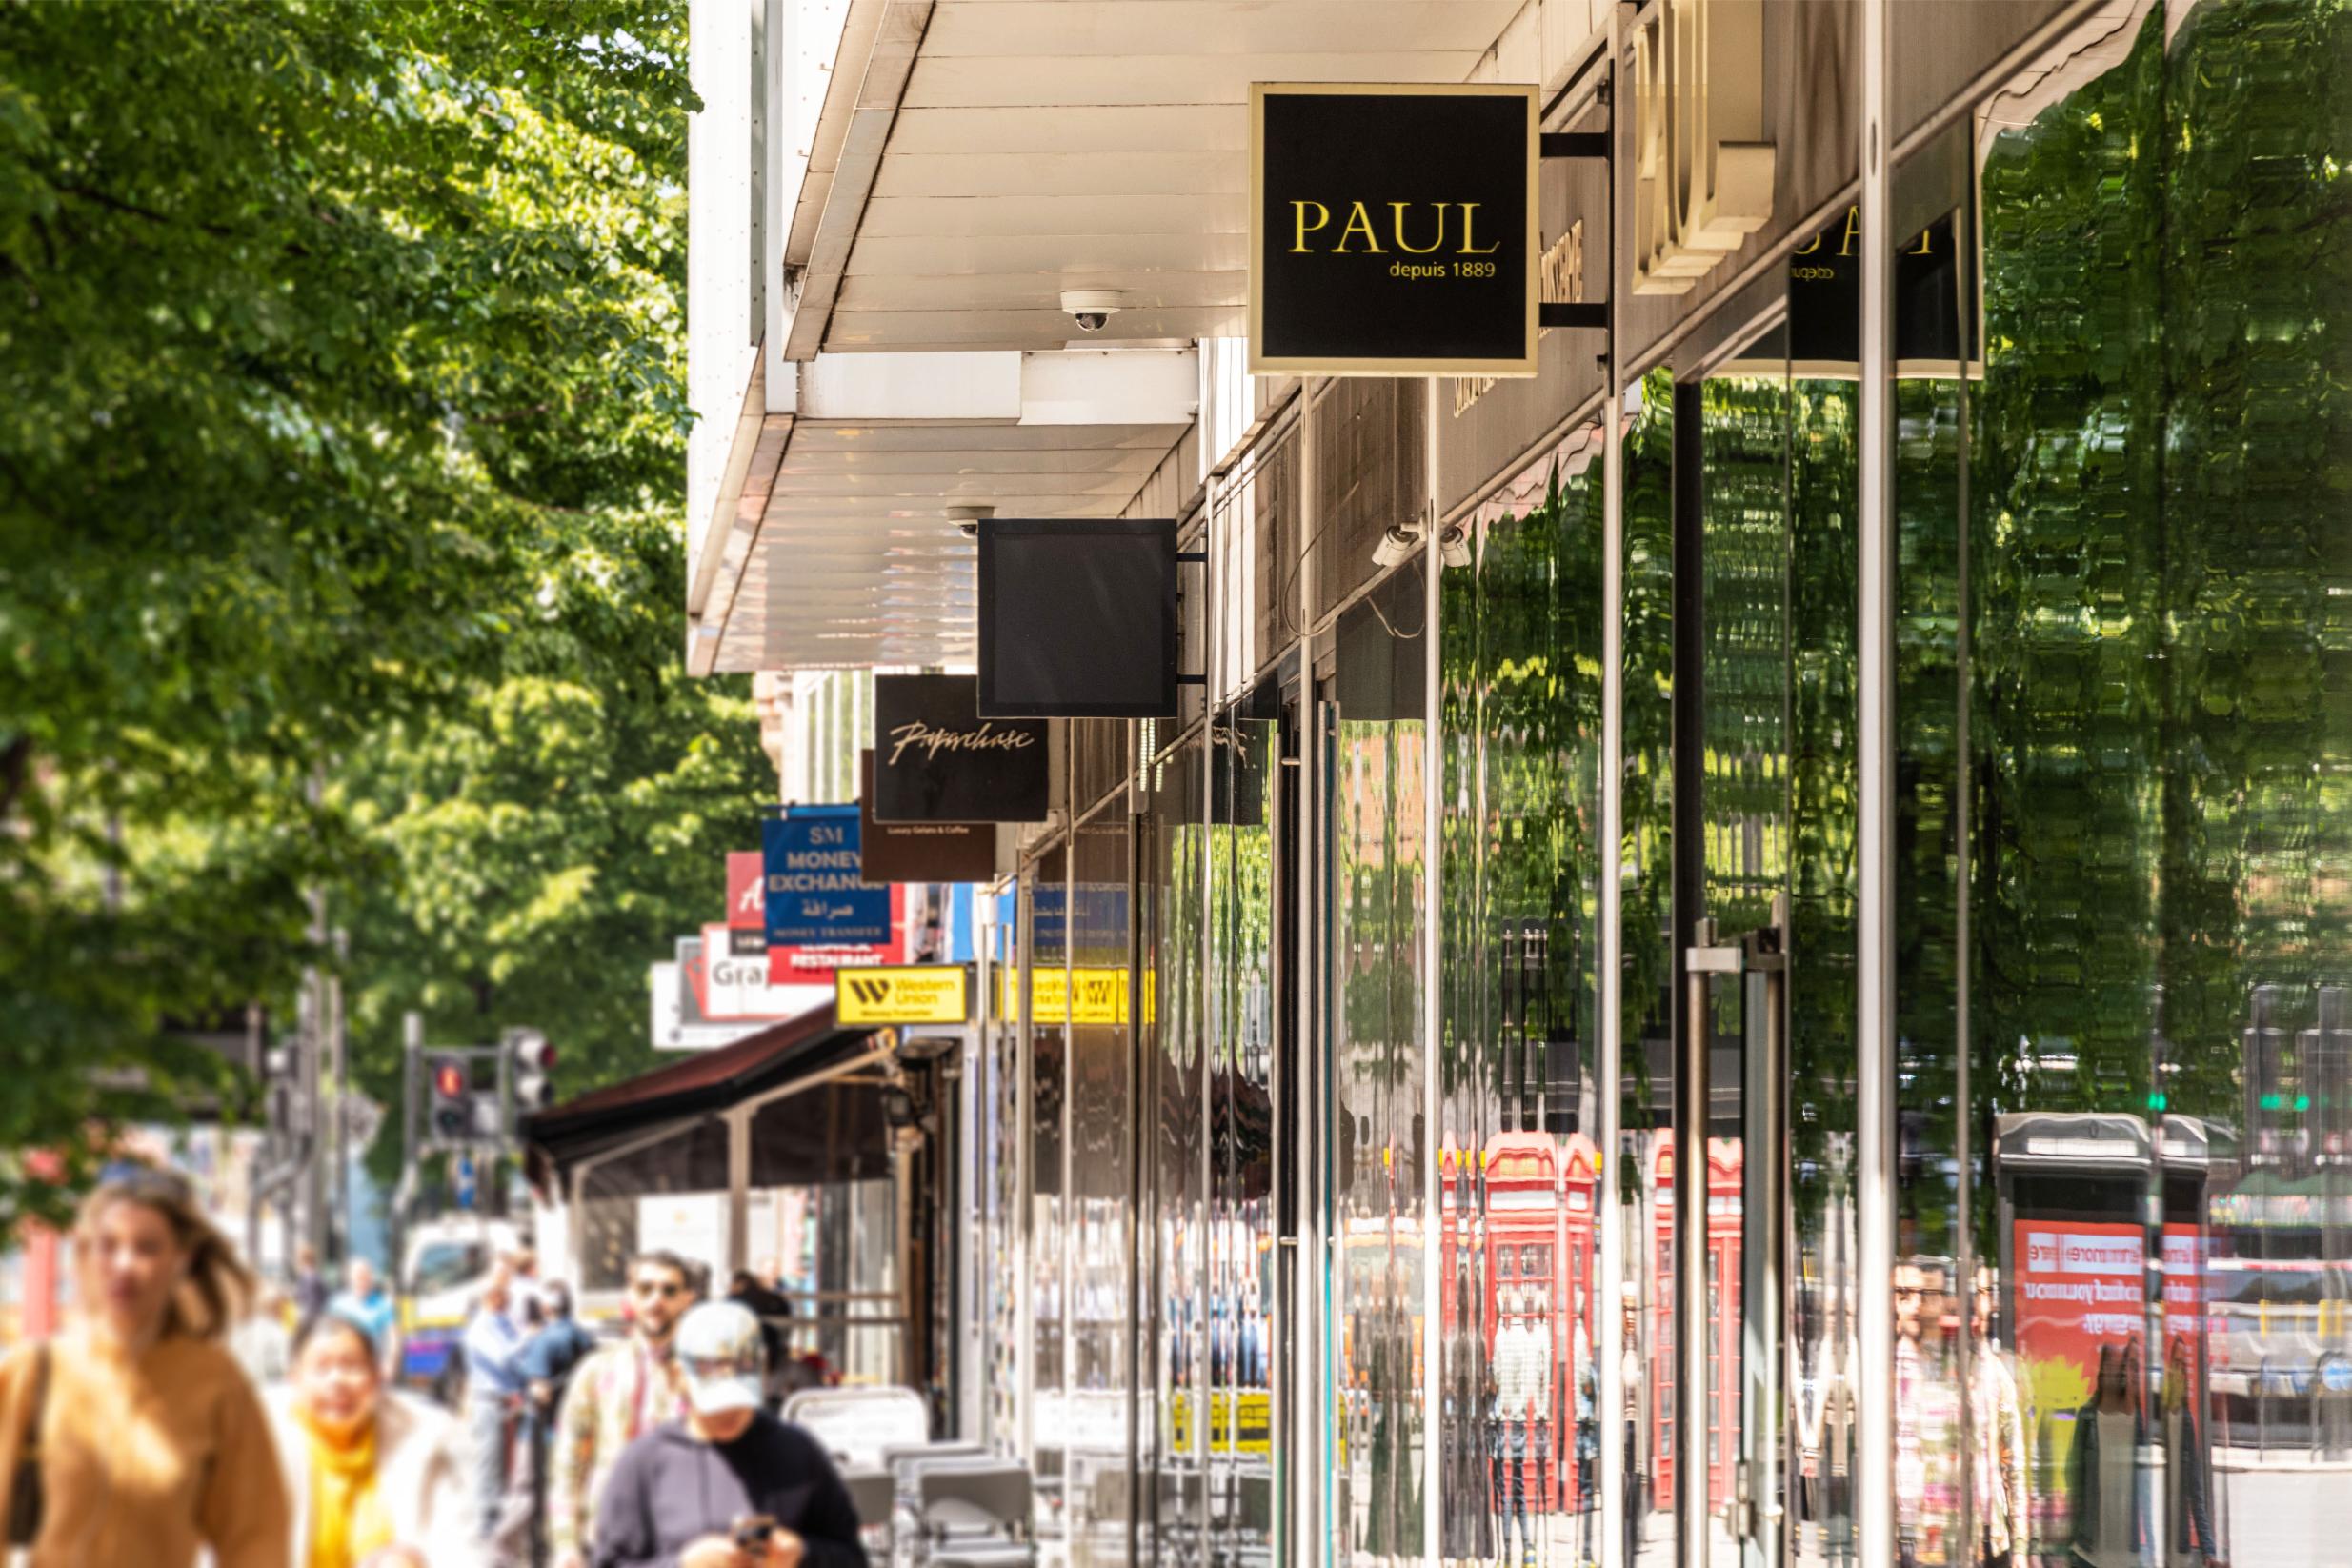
[859,754,999,886]
[873,674,1050,824]
[1249,83,1539,377]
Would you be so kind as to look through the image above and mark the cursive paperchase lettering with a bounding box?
[887,719,1040,769]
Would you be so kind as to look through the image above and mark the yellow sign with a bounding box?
[1167,1389,1272,1456]
[835,965,971,1026]
[993,965,1125,1025]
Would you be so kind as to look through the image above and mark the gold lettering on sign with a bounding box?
[1630,0,1778,296]
[1290,201,1331,252]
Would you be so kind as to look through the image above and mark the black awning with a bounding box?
[526,1005,894,1190]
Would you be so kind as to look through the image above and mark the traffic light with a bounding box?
[508,1028,556,1116]
[429,1055,470,1142]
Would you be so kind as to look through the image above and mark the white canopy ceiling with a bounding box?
[697,0,1526,674]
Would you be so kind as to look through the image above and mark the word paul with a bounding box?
[884,719,1039,769]
[1287,201,1504,256]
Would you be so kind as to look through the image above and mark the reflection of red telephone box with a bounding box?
[1558,1136,1598,1508]
[1486,1133,1559,1511]
[1649,1136,1746,1513]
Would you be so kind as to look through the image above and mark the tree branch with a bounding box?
[51,181,242,241]
[0,735,31,826]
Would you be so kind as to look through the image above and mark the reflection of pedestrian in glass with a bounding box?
[1968,1269,2027,1568]
[1894,1262,1930,1568]
[1622,1285,1647,1567]
[1493,1287,1534,1567]
[2160,1334,2214,1567]
[1573,1286,1597,1562]
[2068,1343,2144,1568]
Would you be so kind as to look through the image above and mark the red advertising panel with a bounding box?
[767,883,912,985]
[2013,1220,2145,1400]
[726,851,765,930]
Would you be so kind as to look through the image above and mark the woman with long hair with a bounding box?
[0,1167,290,1566]
[269,1310,477,1568]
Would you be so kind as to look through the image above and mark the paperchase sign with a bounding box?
[874,674,1049,824]
[1250,83,1538,377]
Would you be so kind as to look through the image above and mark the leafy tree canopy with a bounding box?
[0,0,768,1234]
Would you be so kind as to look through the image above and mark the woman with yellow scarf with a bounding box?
[269,1311,477,1568]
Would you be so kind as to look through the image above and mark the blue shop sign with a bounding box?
[1029,884,1131,955]
[764,807,893,947]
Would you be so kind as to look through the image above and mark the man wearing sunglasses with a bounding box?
[548,1251,701,1568]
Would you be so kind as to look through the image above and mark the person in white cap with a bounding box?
[588,1301,865,1568]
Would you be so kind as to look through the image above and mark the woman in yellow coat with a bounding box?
[0,1167,290,1567]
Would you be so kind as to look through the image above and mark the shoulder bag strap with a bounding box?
[22,1344,48,1455]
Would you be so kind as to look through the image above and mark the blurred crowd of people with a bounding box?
[0,1171,858,1568]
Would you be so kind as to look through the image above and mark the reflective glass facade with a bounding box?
[963,6,2352,1566]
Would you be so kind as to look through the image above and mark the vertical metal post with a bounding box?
[1015,873,1035,1469]
[328,933,347,1260]
[1598,10,1630,1566]
[1297,386,1328,1568]
[395,1011,422,1299]
[1740,899,1788,1568]
[1681,928,1739,1566]
[1420,372,1446,1568]
[726,1105,752,1281]
[1196,506,1216,1552]
[1856,0,1897,1564]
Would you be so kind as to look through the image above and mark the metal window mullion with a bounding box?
[1297,383,1333,1568]
[1196,497,1218,1544]
[1017,874,1035,1470]
[1855,5,1898,1568]
[1598,10,1630,1567]
[1420,372,1446,1568]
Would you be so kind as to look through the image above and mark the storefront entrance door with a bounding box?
[1669,324,1866,1568]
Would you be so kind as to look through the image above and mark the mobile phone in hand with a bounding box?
[733,1515,778,1552]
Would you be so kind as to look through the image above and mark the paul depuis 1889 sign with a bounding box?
[1249,83,1538,378]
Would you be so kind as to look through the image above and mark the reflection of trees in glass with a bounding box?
[1702,376,1792,945]
[1973,7,2166,1126]
[1790,379,1861,1230]
[2157,0,2352,1114]
[1621,370,1679,1156]
[1970,0,2352,1156]
[1896,375,1961,1258]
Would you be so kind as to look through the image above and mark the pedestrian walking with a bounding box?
[508,1281,599,1565]
[546,1252,698,1568]
[462,1269,528,1541]
[291,1244,332,1325]
[725,1270,794,1403]
[269,1310,478,1568]
[0,1167,291,1567]
[233,1285,296,1389]
[589,1301,865,1568]
[328,1258,403,1383]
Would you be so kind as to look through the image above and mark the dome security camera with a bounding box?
[1060,289,1124,333]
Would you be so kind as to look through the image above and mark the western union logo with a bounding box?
[991,965,1158,1027]
[835,965,971,1025]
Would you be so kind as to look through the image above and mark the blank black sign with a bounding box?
[977,519,1177,719]
[1252,84,1537,375]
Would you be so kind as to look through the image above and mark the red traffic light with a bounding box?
[432,1059,467,1100]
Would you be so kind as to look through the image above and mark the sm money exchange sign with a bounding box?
[1250,83,1538,377]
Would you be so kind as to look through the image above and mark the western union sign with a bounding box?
[992,966,1148,1026]
[835,964,972,1026]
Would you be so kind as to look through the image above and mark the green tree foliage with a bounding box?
[0,1,770,1232]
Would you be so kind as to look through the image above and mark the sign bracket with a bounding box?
[1540,131,1610,161]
